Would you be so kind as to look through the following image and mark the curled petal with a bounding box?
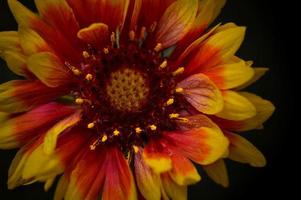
[77,23,109,48]
[177,73,223,115]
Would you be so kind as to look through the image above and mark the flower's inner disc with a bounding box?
[105,68,150,112]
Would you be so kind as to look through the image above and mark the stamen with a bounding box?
[135,127,142,134]
[90,139,100,150]
[159,60,168,69]
[169,113,180,119]
[113,129,120,136]
[175,87,184,93]
[150,22,157,33]
[101,134,108,142]
[176,117,189,123]
[154,43,162,52]
[75,98,84,105]
[129,30,135,41]
[85,74,93,81]
[132,145,139,153]
[82,51,90,59]
[172,67,184,76]
[140,27,146,40]
[149,124,157,131]
[87,122,95,129]
[110,32,116,44]
[103,48,109,54]
[166,98,174,106]
[65,62,82,76]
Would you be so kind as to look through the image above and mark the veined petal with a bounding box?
[226,132,266,167]
[1,51,29,77]
[161,173,187,200]
[204,57,255,89]
[177,73,223,115]
[143,139,172,174]
[216,91,256,121]
[237,67,269,90]
[203,159,229,187]
[77,23,109,48]
[0,80,68,113]
[43,111,82,155]
[169,153,201,186]
[183,24,246,76]
[135,148,162,200]
[0,31,20,55]
[0,103,76,149]
[27,52,73,88]
[164,127,229,165]
[155,0,198,49]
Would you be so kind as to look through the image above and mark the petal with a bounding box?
[164,126,229,165]
[143,139,172,174]
[226,132,266,167]
[183,24,246,76]
[8,0,37,27]
[27,52,73,88]
[0,80,68,113]
[0,31,20,54]
[18,28,52,55]
[204,57,255,89]
[161,173,187,200]
[155,0,198,49]
[203,159,229,187]
[135,148,162,200]
[177,73,223,115]
[169,153,201,186]
[43,111,82,155]
[0,103,76,149]
[77,23,109,48]
[54,175,69,200]
[237,67,270,90]
[177,113,220,131]
[1,51,29,77]
[216,91,257,121]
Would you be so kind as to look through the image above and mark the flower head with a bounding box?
[0,0,275,199]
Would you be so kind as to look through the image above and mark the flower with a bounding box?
[0,0,275,199]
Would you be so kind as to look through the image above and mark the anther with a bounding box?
[85,74,93,81]
[132,145,139,154]
[101,134,108,142]
[111,32,116,44]
[176,117,189,123]
[87,122,95,129]
[90,139,99,150]
[72,68,82,76]
[129,30,135,41]
[103,48,109,54]
[159,60,168,69]
[154,43,162,52]
[135,127,142,134]
[169,113,180,119]
[166,98,174,106]
[140,27,146,40]
[175,88,184,93]
[172,67,184,76]
[75,98,84,105]
[149,124,157,131]
[82,51,90,58]
[113,129,120,136]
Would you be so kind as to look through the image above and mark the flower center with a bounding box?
[105,68,150,112]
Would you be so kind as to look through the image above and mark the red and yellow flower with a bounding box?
[0,0,275,199]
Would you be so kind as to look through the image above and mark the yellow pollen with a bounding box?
[85,74,93,81]
[101,134,108,142]
[175,87,184,93]
[82,51,90,58]
[135,127,142,134]
[166,98,174,106]
[75,98,84,105]
[172,67,184,76]
[87,122,95,129]
[169,113,180,119]
[149,124,157,131]
[160,60,168,69]
[154,43,162,52]
[177,117,189,123]
[113,129,120,136]
[129,30,135,41]
[72,68,82,76]
[103,48,109,54]
[132,145,139,153]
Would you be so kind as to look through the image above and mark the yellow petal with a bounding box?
[227,133,266,167]
[196,0,226,27]
[2,51,28,77]
[161,173,187,200]
[54,175,69,200]
[8,0,38,27]
[216,91,256,121]
[203,159,229,187]
[236,67,270,90]
[44,177,56,192]
[43,111,82,155]
[0,31,20,56]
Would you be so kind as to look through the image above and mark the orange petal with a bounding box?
[155,0,198,49]
[77,23,109,48]
[164,127,229,165]
[177,73,223,115]
[54,175,69,200]
[203,159,229,187]
[0,103,76,149]
[226,132,266,167]
[27,52,73,88]
[134,148,162,200]
[216,91,256,121]
[169,153,201,186]
[143,139,172,173]
[0,80,69,113]
[161,173,187,200]
[204,57,255,89]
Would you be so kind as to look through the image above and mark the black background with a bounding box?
[0,0,295,199]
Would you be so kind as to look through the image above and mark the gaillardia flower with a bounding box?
[0,0,275,199]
